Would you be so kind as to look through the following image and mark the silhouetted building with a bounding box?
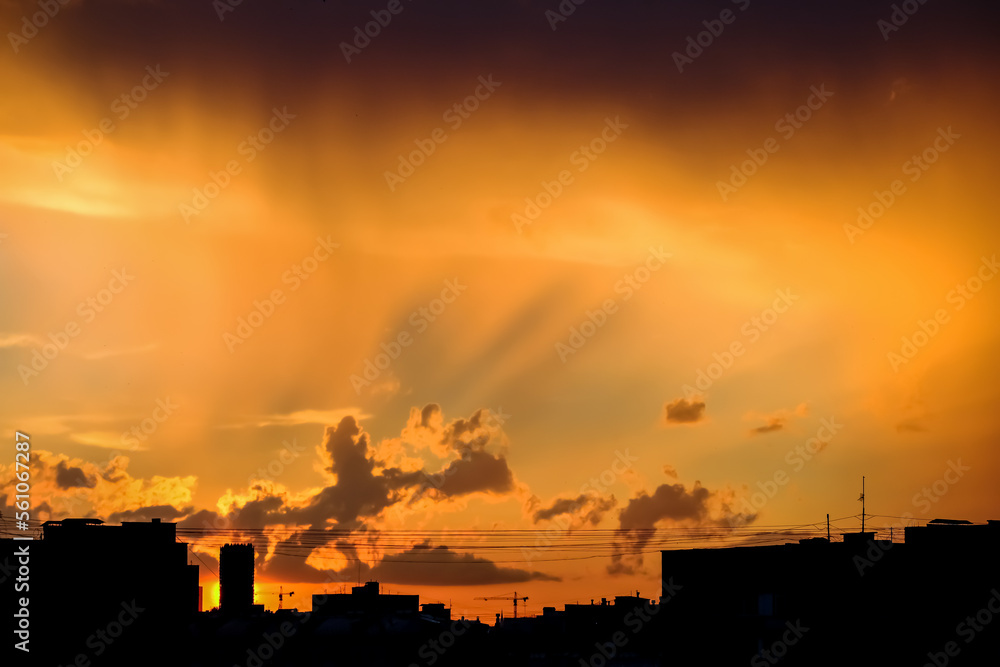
[486,592,663,665]
[6,517,998,666]
[312,580,419,616]
[421,602,451,622]
[220,542,255,615]
[659,519,1000,665]
[1,517,199,666]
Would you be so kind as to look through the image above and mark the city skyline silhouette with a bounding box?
[3,515,999,665]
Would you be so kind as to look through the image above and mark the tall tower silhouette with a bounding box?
[219,543,255,615]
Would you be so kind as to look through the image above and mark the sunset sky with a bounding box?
[2,0,999,618]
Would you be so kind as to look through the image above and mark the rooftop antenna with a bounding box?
[827,513,830,541]
[859,476,866,533]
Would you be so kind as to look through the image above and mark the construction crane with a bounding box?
[261,586,295,610]
[476,592,529,618]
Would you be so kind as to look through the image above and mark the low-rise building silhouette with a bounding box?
[659,519,1000,665]
[312,580,419,616]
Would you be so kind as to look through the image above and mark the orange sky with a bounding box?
[2,0,999,617]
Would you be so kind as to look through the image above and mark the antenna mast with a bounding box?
[861,476,866,533]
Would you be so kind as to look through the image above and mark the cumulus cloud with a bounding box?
[225,492,291,529]
[367,542,559,586]
[8,406,529,590]
[531,493,616,526]
[55,460,97,489]
[177,406,526,586]
[423,450,514,497]
[253,537,558,588]
[293,416,398,528]
[390,404,519,500]
[399,404,450,456]
[664,397,706,425]
[282,409,518,527]
[178,508,228,532]
[606,469,756,576]
[260,552,332,585]
[618,482,712,530]
[0,450,196,522]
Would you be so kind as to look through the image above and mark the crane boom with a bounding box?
[475,591,529,618]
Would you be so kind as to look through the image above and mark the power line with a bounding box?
[184,540,218,578]
[171,520,845,564]
[1,514,906,566]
